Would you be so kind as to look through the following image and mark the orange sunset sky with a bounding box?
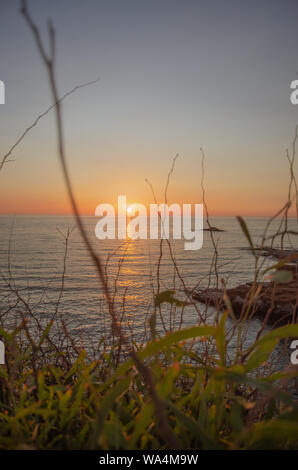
[0,0,297,217]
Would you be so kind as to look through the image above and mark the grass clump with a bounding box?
[0,316,297,450]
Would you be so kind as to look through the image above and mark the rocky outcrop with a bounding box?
[203,226,224,232]
[242,246,298,262]
[193,263,298,327]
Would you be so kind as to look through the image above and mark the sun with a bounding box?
[127,206,133,215]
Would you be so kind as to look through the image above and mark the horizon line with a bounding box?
[0,212,296,219]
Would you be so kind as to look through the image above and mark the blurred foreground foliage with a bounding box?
[0,314,297,450]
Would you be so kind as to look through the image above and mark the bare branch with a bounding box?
[0,78,99,172]
[20,0,179,449]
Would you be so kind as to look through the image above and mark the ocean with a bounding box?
[0,215,296,358]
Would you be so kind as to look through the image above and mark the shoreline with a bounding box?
[193,248,298,327]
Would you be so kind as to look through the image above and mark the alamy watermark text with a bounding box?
[95,196,203,250]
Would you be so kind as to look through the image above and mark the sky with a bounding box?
[0,0,298,216]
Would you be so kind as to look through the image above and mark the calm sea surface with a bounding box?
[0,215,296,360]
